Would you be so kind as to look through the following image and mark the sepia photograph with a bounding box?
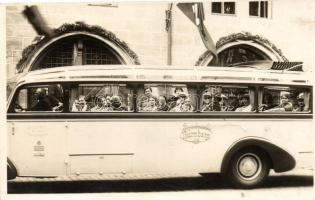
[3,1,315,199]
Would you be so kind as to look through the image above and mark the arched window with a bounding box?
[195,32,288,67]
[208,44,270,66]
[32,35,122,71]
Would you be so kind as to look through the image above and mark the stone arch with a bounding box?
[17,22,140,73]
[195,32,288,66]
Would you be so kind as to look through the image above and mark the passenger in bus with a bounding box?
[181,98,194,112]
[169,87,184,110]
[31,88,63,111]
[259,92,274,111]
[293,93,306,112]
[84,95,95,111]
[157,95,169,111]
[227,94,239,111]
[170,92,190,112]
[72,95,88,112]
[143,97,158,112]
[201,91,221,112]
[91,96,112,112]
[235,94,253,112]
[110,95,127,111]
[90,97,103,112]
[278,92,293,111]
[265,92,293,112]
[138,87,156,111]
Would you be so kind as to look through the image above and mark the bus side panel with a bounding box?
[7,121,68,177]
[8,118,313,177]
[66,119,246,174]
[67,118,313,175]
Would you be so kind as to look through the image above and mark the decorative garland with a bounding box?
[16,21,140,72]
[195,31,288,66]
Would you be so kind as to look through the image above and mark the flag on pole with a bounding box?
[177,2,218,63]
[23,6,54,38]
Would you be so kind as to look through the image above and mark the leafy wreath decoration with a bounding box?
[195,31,288,66]
[16,21,140,72]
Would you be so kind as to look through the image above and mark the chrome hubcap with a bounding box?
[236,153,262,180]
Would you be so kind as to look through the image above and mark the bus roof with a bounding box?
[15,65,311,86]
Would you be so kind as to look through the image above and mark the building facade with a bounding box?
[6,0,315,79]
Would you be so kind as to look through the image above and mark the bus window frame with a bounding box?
[199,83,257,113]
[7,81,313,118]
[68,82,135,113]
[135,83,199,113]
[256,84,313,114]
[8,82,66,113]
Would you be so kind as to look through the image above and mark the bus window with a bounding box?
[260,86,311,112]
[69,84,133,112]
[136,84,198,112]
[13,84,63,112]
[201,85,255,112]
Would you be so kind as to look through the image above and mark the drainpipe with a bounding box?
[166,3,173,65]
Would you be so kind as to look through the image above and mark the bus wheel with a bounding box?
[227,148,270,189]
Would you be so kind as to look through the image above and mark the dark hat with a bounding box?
[239,94,250,99]
[110,96,121,103]
[178,92,188,98]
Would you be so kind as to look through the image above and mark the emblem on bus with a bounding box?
[33,140,45,157]
[181,123,211,144]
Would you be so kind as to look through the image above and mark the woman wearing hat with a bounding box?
[168,87,184,110]
[170,92,189,112]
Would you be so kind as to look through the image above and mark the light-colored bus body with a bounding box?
[7,65,313,188]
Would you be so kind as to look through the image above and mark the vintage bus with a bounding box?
[7,65,313,188]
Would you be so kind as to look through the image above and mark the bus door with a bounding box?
[66,83,134,175]
[8,84,68,177]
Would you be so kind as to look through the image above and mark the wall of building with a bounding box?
[6,1,315,79]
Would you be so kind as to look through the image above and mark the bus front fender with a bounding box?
[7,158,18,180]
[221,137,296,174]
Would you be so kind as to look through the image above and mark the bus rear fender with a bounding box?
[221,137,296,174]
[7,158,18,180]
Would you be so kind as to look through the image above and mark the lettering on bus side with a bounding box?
[181,123,212,144]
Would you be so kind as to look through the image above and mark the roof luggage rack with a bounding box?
[271,62,303,71]
[227,61,303,71]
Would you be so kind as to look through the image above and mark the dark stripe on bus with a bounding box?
[7,113,313,120]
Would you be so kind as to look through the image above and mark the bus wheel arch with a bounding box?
[7,158,18,180]
[221,138,296,188]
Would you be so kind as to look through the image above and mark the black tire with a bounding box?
[226,147,270,189]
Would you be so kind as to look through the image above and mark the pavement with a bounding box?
[6,170,314,200]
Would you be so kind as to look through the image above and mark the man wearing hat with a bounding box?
[201,91,221,112]
[294,93,305,112]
